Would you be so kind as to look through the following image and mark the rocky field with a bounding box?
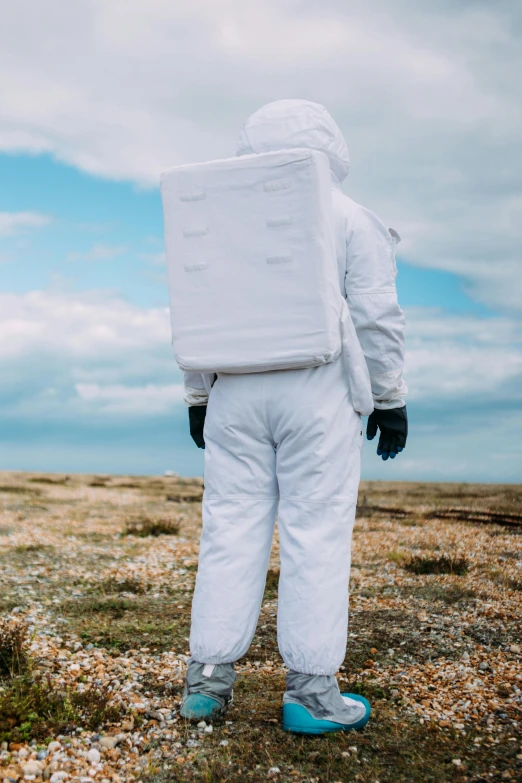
[0,472,521,783]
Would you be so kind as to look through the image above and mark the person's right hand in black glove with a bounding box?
[189,405,207,449]
[366,405,408,461]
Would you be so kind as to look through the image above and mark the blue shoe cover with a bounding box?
[180,693,223,720]
[283,693,371,735]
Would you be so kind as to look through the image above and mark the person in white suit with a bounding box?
[181,100,408,734]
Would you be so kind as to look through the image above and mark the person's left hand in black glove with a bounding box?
[366,405,408,460]
[189,405,207,449]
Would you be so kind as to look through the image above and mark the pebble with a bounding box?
[99,736,118,750]
[219,740,229,746]
[186,739,199,748]
[87,748,100,764]
[23,761,43,778]
[4,766,21,781]
[146,709,163,722]
[268,769,281,776]
[2,477,520,780]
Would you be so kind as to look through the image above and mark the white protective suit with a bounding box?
[187,99,406,675]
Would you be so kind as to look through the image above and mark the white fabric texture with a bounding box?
[184,99,406,409]
[239,99,406,409]
[334,190,407,409]
[183,371,216,406]
[161,149,343,375]
[190,357,362,675]
[237,99,350,185]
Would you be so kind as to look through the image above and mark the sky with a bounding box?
[0,0,521,482]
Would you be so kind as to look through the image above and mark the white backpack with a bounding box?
[160,148,343,374]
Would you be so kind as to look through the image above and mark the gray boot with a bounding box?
[283,671,368,726]
[180,659,236,720]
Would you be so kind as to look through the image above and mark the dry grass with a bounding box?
[0,674,124,743]
[124,516,180,537]
[95,575,150,594]
[14,543,54,555]
[0,619,30,677]
[0,484,42,495]
[27,476,70,485]
[402,584,477,606]
[61,594,191,652]
[0,472,521,782]
[0,621,124,742]
[403,554,470,576]
[263,568,280,601]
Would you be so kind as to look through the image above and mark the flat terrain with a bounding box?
[0,473,521,783]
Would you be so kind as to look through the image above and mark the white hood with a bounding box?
[237,99,350,184]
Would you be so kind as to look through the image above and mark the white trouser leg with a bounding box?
[190,359,362,673]
[272,359,362,675]
[189,374,278,664]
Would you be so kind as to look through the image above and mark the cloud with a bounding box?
[67,243,126,261]
[406,313,522,406]
[406,308,522,404]
[0,290,170,363]
[1,1,521,312]
[1,289,520,417]
[75,382,184,414]
[0,288,520,479]
[0,290,178,422]
[0,211,51,236]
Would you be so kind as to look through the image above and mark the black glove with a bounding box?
[366,406,408,461]
[189,405,207,449]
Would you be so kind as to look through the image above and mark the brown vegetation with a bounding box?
[0,473,521,782]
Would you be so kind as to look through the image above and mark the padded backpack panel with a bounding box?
[161,149,342,374]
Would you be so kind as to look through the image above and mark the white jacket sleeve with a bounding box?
[183,371,216,406]
[344,205,407,410]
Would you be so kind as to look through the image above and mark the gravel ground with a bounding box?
[0,472,521,783]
